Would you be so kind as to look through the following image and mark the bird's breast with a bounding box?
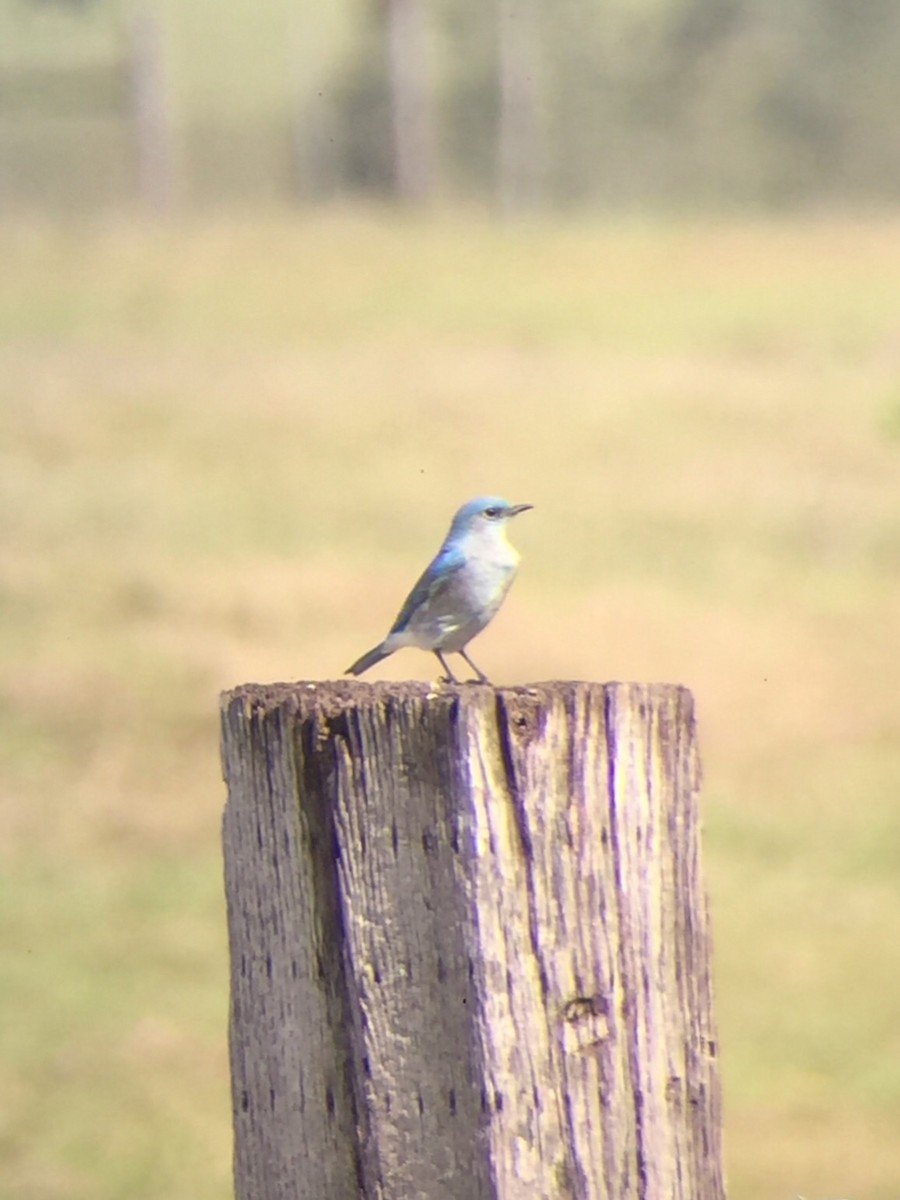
[467,528,520,571]
[459,549,518,609]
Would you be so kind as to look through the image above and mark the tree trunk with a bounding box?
[497,0,543,212]
[128,8,175,212]
[383,0,434,202]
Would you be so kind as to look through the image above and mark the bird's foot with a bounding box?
[457,649,490,684]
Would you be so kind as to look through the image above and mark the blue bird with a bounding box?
[346,496,533,683]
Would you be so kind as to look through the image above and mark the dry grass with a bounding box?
[2,208,900,1199]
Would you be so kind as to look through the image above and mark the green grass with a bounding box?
[1,208,900,1199]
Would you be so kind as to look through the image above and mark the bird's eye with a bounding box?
[483,506,501,519]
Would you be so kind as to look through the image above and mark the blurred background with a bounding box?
[2,1,900,1198]
[4,0,900,212]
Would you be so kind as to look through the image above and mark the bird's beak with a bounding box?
[507,503,534,517]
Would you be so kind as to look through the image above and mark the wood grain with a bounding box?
[221,680,724,1200]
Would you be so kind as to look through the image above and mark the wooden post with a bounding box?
[220,680,724,1200]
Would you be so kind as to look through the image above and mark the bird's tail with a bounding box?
[345,642,392,677]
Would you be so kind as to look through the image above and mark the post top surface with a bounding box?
[220,678,695,723]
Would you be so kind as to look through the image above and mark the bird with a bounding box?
[345,495,533,684]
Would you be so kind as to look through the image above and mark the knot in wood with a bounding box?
[560,994,610,1055]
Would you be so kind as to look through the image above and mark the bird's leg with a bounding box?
[458,648,490,684]
[434,651,459,684]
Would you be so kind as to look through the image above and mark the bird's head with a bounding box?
[450,496,534,537]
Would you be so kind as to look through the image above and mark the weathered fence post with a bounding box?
[220,680,724,1200]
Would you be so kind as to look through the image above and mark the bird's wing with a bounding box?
[389,545,467,633]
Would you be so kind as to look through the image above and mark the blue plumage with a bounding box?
[345,495,532,683]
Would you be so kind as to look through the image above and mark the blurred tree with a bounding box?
[8,0,900,209]
[637,0,900,204]
[324,9,392,196]
[382,0,435,201]
[322,0,434,201]
[496,0,543,212]
[436,0,496,197]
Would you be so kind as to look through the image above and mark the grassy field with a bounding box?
[1,208,899,1199]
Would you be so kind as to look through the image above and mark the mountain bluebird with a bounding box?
[346,496,533,683]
